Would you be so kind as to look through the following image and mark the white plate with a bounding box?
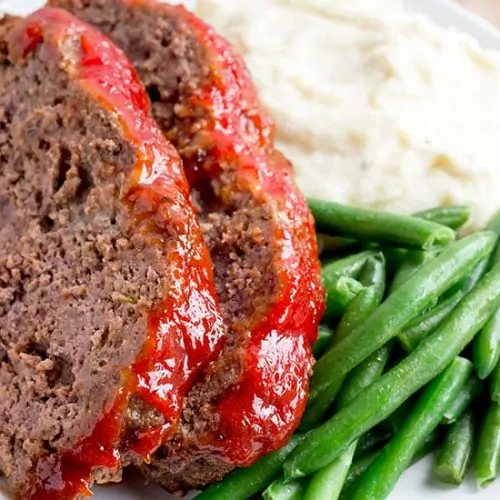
[1,0,500,498]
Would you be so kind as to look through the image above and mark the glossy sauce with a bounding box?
[169,5,325,464]
[16,8,225,498]
[30,388,129,499]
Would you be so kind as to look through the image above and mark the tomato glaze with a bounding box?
[160,4,326,465]
[14,8,225,498]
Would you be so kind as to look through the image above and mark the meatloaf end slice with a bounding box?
[0,8,225,498]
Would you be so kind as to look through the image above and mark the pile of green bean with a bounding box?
[197,200,500,500]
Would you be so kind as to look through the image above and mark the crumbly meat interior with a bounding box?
[0,19,168,494]
[47,0,277,331]
[48,0,281,490]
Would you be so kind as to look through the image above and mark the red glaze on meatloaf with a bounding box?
[50,0,326,491]
[0,8,226,498]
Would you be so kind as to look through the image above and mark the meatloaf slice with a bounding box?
[0,8,225,499]
[50,0,326,492]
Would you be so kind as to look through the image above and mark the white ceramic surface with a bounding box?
[1,0,500,498]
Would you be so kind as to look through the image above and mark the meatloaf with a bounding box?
[0,8,226,498]
[50,0,325,492]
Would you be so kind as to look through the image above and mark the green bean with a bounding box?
[302,256,386,431]
[284,257,500,479]
[441,374,482,425]
[312,325,335,359]
[474,308,500,379]
[358,252,386,289]
[399,255,492,352]
[322,251,375,321]
[309,198,456,250]
[335,343,392,410]
[263,478,308,500]
[414,205,471,230]
[322,251,375,285]
[299,377,343,432]
[473,238,500,379]
[324,276,365,321]
[303,442,356,500]
[196,435,303,500]
[339,451,379,500]
[301,262,385,430]
[467,254,494,289]
[344,451,379,490]
[340,431,440,500]
[414,431,442,462]
[439,250,490,302]
[351,357,472,499]
[354,428,393,459]
[398,289,464,352]
[382,400,413,434]
[435,411,474,485]
[475,400,500,487]
[309,232,495,410]
[380,246,408,274]
[389,250,436,295]
[302,344,391,500]
[335,286,384,344]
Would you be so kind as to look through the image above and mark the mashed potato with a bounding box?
[198,0,500,229]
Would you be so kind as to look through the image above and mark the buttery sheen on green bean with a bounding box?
[310,232,495,408]
[285,257,500,479]
[351,358,471,499]
[309,198,456,250]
